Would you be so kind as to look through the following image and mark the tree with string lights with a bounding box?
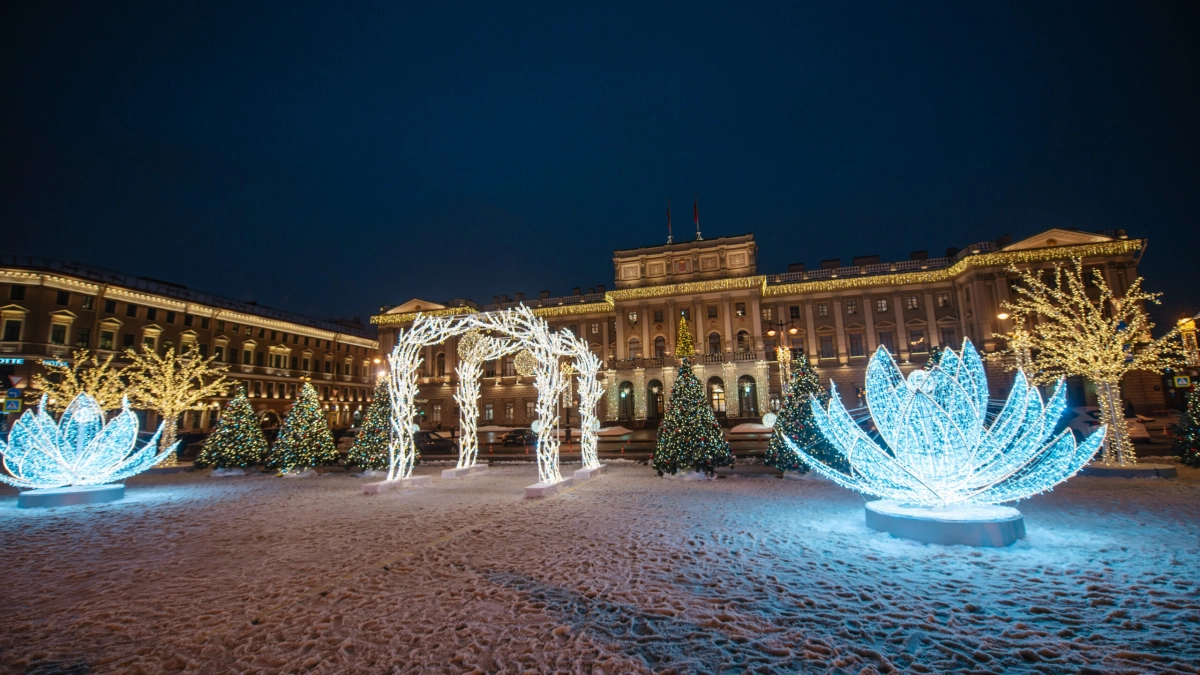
[124,345,230,454]
[194,387,268,469]
[27,349,126,413]
[1171,389,1200,468]
[765,353,840,474]
[268,382,338,473]
[1001,258,1182,466]
[348,376,391,470]
[653,316,733,476]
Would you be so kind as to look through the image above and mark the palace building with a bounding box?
[0,257,381,433]
[374,228,1162,428]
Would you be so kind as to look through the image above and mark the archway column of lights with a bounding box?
[386,306,602,485]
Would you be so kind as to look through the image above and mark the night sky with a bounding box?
[4,2,1198,327]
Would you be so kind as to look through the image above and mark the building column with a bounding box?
[601,318,611,364]
[661,366,675,405]
[863,293,877,352]
[832,297,848,365]
[804,300,818,361]
[693,296,705,356]
[604,370,619,421]
[633,367,646,420]
[924,291,940,349]
[666,299,677,356]
[893,292,910,363]
[615,306,627,360]
[640,302,651,359]
[749,291,765,353]
[721,294,734,355]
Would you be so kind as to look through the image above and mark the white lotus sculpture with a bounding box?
[0,393,175,494]
[787,340,1105,508]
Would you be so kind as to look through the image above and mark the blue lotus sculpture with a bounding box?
[786,340,1104,506]
[0,393,175,489]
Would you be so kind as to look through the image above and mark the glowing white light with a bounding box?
[0,393,176,489]
[788,340,1106,506]
[762,412,777,428]
[531,420,542,433]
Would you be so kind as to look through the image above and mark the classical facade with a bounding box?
[374,228,1163,429]
[0,257,381,432]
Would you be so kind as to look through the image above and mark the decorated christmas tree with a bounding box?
[268,383,338,473]
[1171,389,1200,468]
[765,353,843,474]
[653,317,734,476]
[924,345,945,370]
[348,377,391,470]
[194,388,268,469]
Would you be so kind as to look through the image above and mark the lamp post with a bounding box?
[763,320,800,393]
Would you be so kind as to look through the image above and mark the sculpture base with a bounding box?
[573,464,606,482]
[524,478,573,499]
[441,465,488,480]
[865,501,1025,547]
[1080,463,1177,479]
[363,475,432,494]
[18,484,125,508]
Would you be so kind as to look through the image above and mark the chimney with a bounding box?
[820,258,841,270]
[573,286,582,296]
[492,295,500,305]
[994,234,1012,247]
[587,287,594,295]
[595,284,605,293]
[945,247,960,258]
[852,255,881,267]
[539,290,551,299]
[501,294,510,303]
[910,250,929,261]
[515,292,525,302]
[787,262,805,273]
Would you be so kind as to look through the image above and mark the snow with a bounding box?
[729,423,773,433]
[596,426,633,436]
[1,463,1198,673]
[476,425,515,432]
[868,500,1022,522]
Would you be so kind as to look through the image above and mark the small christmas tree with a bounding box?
[268,383,338,473]
[654,318,734,476]
[924,345,945,370]
[194,388,268,469]
[765,353,843,474]
[1171,389,1200,468]
[348,377,391,470]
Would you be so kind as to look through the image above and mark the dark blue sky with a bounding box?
[4,2,1198,327]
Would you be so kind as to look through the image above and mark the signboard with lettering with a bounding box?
[0,357,24,365]
[41,360,69,368]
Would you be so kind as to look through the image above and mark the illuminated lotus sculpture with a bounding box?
[786,340,1105,546]
[0,393,176,507]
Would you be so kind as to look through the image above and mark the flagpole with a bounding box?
[694,197,702,241]
[667,199,673,244]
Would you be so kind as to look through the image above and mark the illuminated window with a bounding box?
[484,403,494,421]
[432,404,442,423]
[735,303,746,317]
[653,310,664,323]
[761,307,773,322]
[848,333,865,357]
[789,305,800,320]
[817,303,829,317]
[909,329,927,353]
[525,401,535,418]
[81,295,94,311]
[708,305,719,319]
[819,335,835,359]
[505,403,514,421]
[937,293,952,308]
[99,330,114,350]
[628,311,638,324]
[876,298,889,313]
[906,295,919,310]
[846,300,858,315]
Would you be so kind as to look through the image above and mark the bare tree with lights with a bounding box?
[124,345,230,456]
[27,349,127,413]
[1001,259,1182,466]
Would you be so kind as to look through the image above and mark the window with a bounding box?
[848,332,864,357]
[681,308,690,320]
[817,303,829,317]
[736,330,750,352]
[708,332,722,354]
[122,333,135,348]
[906,295,919,310]
[708,379,726,414]
[256,352,264,366]
[505,402,514,421]
[526,401,536,419]
[432,404,442,423]
[653,336,666,358]
[214,346,224,362]
[9,285,25,300]
[50,324,67,345]
[846,300,858,315]
[259,328,267,339]
[876,298,889,313]
[485,360,496,378]
[735,303,746,317]
[79,295,94,310]
[937,293,952,308]
[143,335,156,351]
[162,339,174,354]
[270,330,277,341]
[55,290,70,306]
[99,330,114,350]
[303,336,310,346]
[322,386,329,400]
[243,349,252,365]
[104,299,116,313]
[761,307,773,322]
[591,322,600,335]
[165,311,176,324]
[708,305,719,319]
[628,311,638,324]
[878,331,895,353]
[502,356,515,377]
[940,326,957,348]
[789,305,800,320]
[126,304,138,318]
[74,327,91,348]
[146,307,157,321]
[301,358,309,371]
[324,360,331,373]
[909,329,926,352]
[436,353,446,376]
[653,309,664,323]
[484,403,494,421]
[819,335,835,359]
[628,337,642,358]
[266,382,275,399]
[253,381,262,397]
[2,319,20,341]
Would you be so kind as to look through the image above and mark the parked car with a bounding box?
[1063,407,1151,442]
[501,428,537,446]
[414,430,456,454]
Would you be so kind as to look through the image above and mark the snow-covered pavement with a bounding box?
[1,463,1198,674]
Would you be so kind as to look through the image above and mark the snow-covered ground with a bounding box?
[1,463,1198,674]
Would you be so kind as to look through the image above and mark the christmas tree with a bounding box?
[268,382,339,472]
[924,345,945,370]
[194,388,268,469]
[765,353,843,474]
[348,377,391,470]
[653,317,734,476]
[1171,389,1200,468]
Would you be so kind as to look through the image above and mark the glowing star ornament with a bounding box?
[788,340,1106,547]
[0,393,177,507]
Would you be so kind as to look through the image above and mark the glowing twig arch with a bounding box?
[385,306,602,485]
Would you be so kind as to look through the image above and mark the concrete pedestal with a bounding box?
[442,465,489,480]
[573,464,606,482]
[865,500,1025,547]
[524,478,573,499]
[18,484,125,508]
[1080,463,1177,479]
[362,475,432,494]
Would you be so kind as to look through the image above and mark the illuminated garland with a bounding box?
[28,349,126,412]
[194,388,268,469]
[653,319,733,476]
[268,383,338,473]
[348,377,391,470]
[454,332,521,470]
[764,353,835,474]
[123,345,230,453]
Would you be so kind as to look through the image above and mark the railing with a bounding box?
[239,365,256,374]
[322,373,334,381]
[480,292,608,312]
[0,341,24,354]
[732,351,758,362]
[44,345,71,358]
[699,353,724,364]
[767,257,952,284]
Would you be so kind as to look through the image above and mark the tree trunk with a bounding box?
[1096,380,1134,466]
[158,414,180,466]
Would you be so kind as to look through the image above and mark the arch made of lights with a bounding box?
[387,306,602,485]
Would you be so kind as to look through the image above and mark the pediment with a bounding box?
[1002,229,1115,251]
[386,298,447,314]
[936,316,960,325]
[905,318,928,327]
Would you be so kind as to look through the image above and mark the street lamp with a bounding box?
[763,319,800,338]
